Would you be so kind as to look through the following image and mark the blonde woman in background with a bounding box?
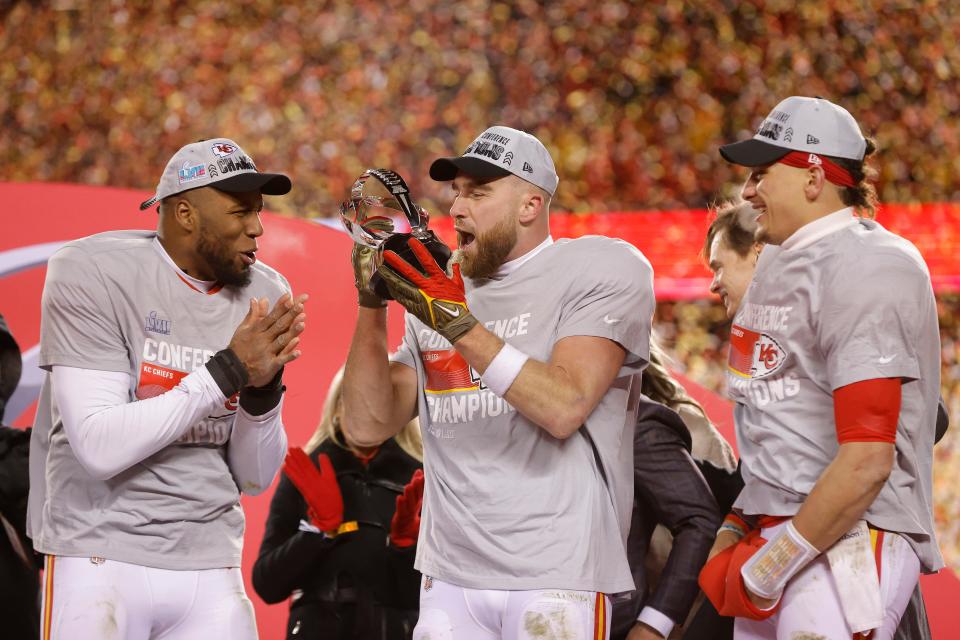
[253,367,424,640]
[301,367,423,461]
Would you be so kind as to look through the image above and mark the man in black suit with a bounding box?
[0,314,40,640]
[611,397,722,640]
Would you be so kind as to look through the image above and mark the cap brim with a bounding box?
[214,172,293,196]
[429,156,512,182]
[719,138,791,166]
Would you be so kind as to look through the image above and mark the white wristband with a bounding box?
[481,343,529,397]
[741,520,819,599]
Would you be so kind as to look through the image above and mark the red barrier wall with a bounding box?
[430,202,960,299]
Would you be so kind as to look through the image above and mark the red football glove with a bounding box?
[282,447,344,534]
[389,469,425,548]
[378,238,478,343]
[699,543,737,613]
[699,528,780,621]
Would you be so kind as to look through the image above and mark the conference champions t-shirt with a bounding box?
[394,236,655,593]
[29,230,289,570]
[727,217,943,572]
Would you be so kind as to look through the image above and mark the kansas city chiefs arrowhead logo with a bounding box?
[211,142,238,158]
[751,334,786,378]
[728,324,788,379]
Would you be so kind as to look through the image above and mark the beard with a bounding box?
[196,225,252,288]
[457,214,518,280]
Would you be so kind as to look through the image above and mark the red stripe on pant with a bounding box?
[42,555,56,640]
[594,592,606,640]
[852,530,885,640]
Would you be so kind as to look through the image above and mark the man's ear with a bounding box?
[518,190,545,226]
[173,197,199,232]
[803,165,827,202]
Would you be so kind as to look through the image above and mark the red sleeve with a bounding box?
[833,378,901,444]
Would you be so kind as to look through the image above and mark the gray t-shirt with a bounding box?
[727,217,943,571]
[29,230,289,570]
[393,236,654,593]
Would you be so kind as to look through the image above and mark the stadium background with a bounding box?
[3,1,959,637]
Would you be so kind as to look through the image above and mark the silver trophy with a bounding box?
[339,169,430,248]
[339,168,451,299]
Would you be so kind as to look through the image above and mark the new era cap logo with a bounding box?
[522,162,533,173]
[807,153,822,165]
[806,134,820,144]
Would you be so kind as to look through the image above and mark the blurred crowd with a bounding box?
[654,300,730,393]
[2,0,960,217]
[656,296,960,574]
[933,295,960,573]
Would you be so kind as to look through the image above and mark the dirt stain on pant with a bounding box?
[791,633,828,640]
[522,609,574,640]
[95,600,119,639]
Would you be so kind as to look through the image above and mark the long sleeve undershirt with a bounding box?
[52,365,286,493]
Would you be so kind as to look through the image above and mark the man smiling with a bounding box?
[342,126,655,640]
[705,200,762,320]
[699,97,943,640]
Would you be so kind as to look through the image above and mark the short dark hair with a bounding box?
[826,136,879,219]
[703,199,759,261]
[158,189,201,216]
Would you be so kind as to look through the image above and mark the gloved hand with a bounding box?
[389,469,425,548]
[282,447,344,535]
[377,237,478,343]
[369,230,451,301]
[352,216,394,309]
[699,528,779,621]
[726,528,780,619]
[353,242,387,308]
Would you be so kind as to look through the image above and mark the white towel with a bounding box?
[826,520,884,634]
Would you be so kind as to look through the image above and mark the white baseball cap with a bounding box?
[720,96,867,166]
[139,138,291,210]
[429,125,559,196]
